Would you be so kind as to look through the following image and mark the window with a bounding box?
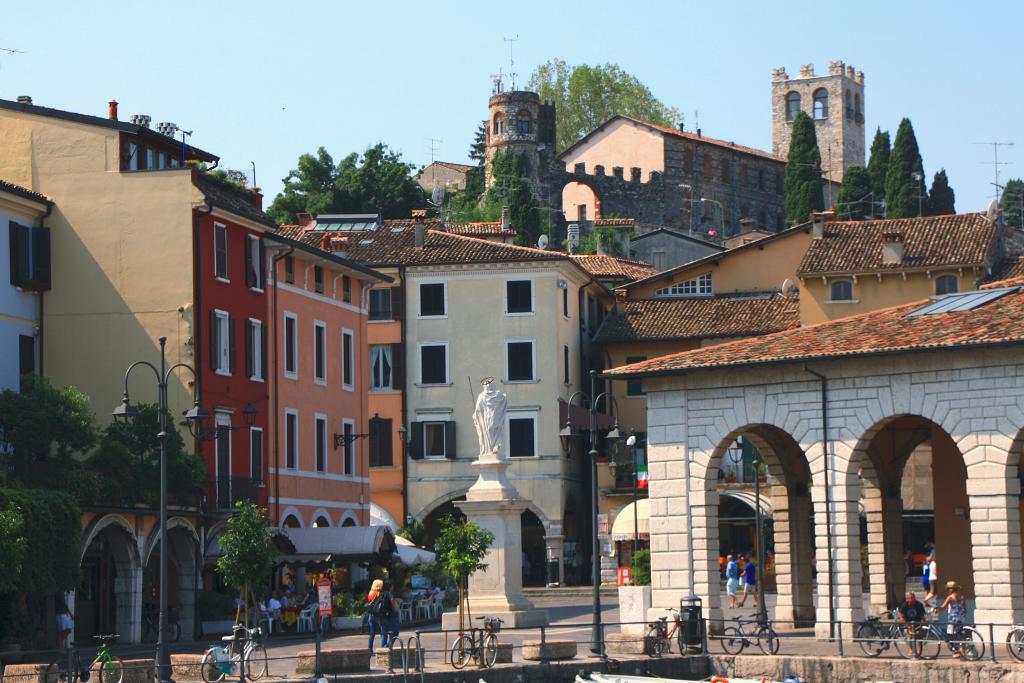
[702,155,712,180]
[507,341,535,382]
[562,286,570,317]
[420,343,448,385]
[506,280,533,314]
[371,344,394,390]
[369,289,393,321]
[314,266,324,294]
[419,283,446,317]
[684,146,694,172]
[845,88,853,120]
[284,312,298,377]
[855,93,862,119]
[830,280,854,301]
[245,235,263,289]
[719,158,730,182]
[246,319,266,381]
[758,168,765,191]
[785,91,801,121]
[342,275,352,303]
[493,113,505,136]
[651,250,667,271]
[626,356,647,396]
[342,421,355,475]
[563,345,570,384]
[410,420,456,459]
[284,255,295,284]
[342,329,354,389]
[655,273,713,297]
[215,414,231,509]
[285,410,298,469]
[935,275,958,295]
[508,417,536,457]
[214,223,228,280]
[516,110,532,134]
[813,88,828,119]
[250,428,263,484]
[368,415,393,467]
[315,415,327,472]
[8,221,51,291]
[19,335,34,377]
[128,143,139,170]
[210,310,234,375]
[314,321,327,384]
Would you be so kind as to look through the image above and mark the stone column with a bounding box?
[864,489,905,615]
[771,487,815,627]
[543,533,564,587]
[811,466,864,638]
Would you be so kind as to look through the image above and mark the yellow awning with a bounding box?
[611,498,649,541]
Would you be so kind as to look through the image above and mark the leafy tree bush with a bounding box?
[836,166,873,220]
[0,506,27,593]
[435,514,494,629]
[884,118,927,218]
[928,169,956,215]
[216,502,278,626]
[0,487,81,593]
[1000,178,1024,229]
[482,149,542,246]
[398,518,428,547]
[784,112,824,225]
[867,128,891,209]
[630,548,651,586]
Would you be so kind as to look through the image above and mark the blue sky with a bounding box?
[3,1,1021,213]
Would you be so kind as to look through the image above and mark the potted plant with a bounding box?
[331,593,364,631]
[617,549,652,635]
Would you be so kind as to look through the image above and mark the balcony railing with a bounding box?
[214,477,261,511]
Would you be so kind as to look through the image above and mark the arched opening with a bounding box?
[77,518,140,643]
[515,109,532,134]
[562,496,585,586]
[421,497,465,551]
[855,93,862,119]
[813,88,829,119]
[493,112,505,136]
[562,181,601,223]
[282,514,302,529]
[313,516,331,528]
[142,525,198,642]
[521,510,546,587]
[845,89,853,120]
[341,517,357,528]
[785,92,801,121]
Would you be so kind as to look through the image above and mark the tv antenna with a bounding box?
[503,35,519,90]
[426,137,443,188]
[0,47,24,54]
[490,67,505,94]
[975,141,1014,202]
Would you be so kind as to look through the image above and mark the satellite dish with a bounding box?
[987,199,1000,222]
[781,278,799,298]
[537,234,549,250]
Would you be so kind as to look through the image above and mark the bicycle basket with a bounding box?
[485,617,502,633]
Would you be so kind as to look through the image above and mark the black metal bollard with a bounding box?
[314,629,322,678]
[539,625,547,664]
[990,623,997,662]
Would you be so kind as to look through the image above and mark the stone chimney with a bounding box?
[414,221,426,248]
[130,114,151,128]
[500,207,510,230]
[739,217,758,234]
[296,212,314,228]
[330,236,348,258]
[882,232,905,265]
[811,210,836,239]
[16,95,32,105]
[108,99,118,120]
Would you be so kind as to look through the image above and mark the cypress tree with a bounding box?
[836,166,873,220]
[928,169,956,215]
[866,128,890,213]
[884,118,926,218]
[784,111,824,225]
[999,178,1024,230]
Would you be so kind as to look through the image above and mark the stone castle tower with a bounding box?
[484,85,559,207]
[771,61,865,184]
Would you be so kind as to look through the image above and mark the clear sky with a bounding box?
[3,1,1021,213]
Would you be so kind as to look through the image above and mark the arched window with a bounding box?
[785,92,801,121]
[855,93,862,120]
[935,275,958,295]
[282,514,302,529]
[719,157,730,182]
[702,154,712,180]
[493,113,505,136]
[342,517,357,528]
[830,280,854,301]
[313,516,331,528]
[813,89,828,119]
[516,109,532,134]
[845,89,853,120]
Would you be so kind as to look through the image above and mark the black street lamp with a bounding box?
[113,336,255,683]
[559,369,623,656]
[608,433,640,557]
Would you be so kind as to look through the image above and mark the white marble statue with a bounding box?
[472,377,507,456]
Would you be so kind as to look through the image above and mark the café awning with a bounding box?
[395,535,436,565]
[610,498,650,541]
[275,525,397,565]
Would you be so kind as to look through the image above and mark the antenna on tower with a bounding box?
[490,68,505,94]
[975,141,1014,202]
[504,35,519,90]
[426,137,443,188]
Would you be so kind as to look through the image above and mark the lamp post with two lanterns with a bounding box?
[113,336,256,683]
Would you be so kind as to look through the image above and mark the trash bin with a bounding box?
[679,596,704,653]
[547,559,560,586]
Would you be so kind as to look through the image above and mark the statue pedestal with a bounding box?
[440,453,548,629]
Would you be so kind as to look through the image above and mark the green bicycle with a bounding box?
[45,634,125,683]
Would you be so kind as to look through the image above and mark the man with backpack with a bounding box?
[366,579,398,649]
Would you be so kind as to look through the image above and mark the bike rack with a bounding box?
[387,636,424,681]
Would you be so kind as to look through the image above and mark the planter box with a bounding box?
[522,639,576,661]
[201,620,235,636]
[1,663,46,683]
[295,648,370,675]
[618,585,652,634]
[332,616,363,630]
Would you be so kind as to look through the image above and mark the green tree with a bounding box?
[630,548,651,586]
[482,149,542,246]
[836,166,874,220]
[867,128,890,211]
[216,502,278,627]
[434,514,494,630]
[267,147,339,224]
[528,59,683,153]
[884,118,927,218]
[0,506,27,593]
[397,518,428,548]
[928,169,956,215]
[1000,178,1024,230]
[445,122,488,222]
[784,112,825,225]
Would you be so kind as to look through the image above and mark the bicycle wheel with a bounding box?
[1007,627,1024,661]
[894,624,922,659]
[755,625,780,655]
[245,643,268,680]
[955,626,985,661]
[676,628,686,656]
[45,660,76,683]
[916,625,941,660]
[855,622,885,658]
[450,635,473,669]
[199,651,226,683]
[643,626,661,657]
[718,626,744,655]
[98,656,124,683]
[482,634,499,668]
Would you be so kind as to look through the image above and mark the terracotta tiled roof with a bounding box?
[0,178,51,206]
[443,222,516,237]
[194,174,275,227]
[797,213,996,275]
[592,218,636,227]
[570,255,658,283]
[983,254,1024,284]
[595,294,799,345]
[432,161,475,173]
[605,284,1024,377]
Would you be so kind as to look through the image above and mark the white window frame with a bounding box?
[314,413,328,473]
[417,281,448,319]
[313,320,327,386]
[370,344,393,392]
[342,418,356,475]
[505,278,535,316]
[249,318,264,382]
[284,409,299,470]
[341,328,355,392]
[655,272,713,298]
[246,234,263,292]
[505,339,537,383]
[420,415,449,460]
[418,342,450,386]
[250,427,264,485]
[214,222,229,282]
[368,288,392,322]
[506,411,539,459]
[214,309,231,376]
[283,312,298,380]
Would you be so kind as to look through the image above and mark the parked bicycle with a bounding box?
[854,609,909,658]
[718,615,779,656]
[450,616,502,669]
[920,619,985,661]
[644,608,685,656]
[1006,624,1024,661]
[45,634,124,683]
[142,604,181,643]
[200,624,268,682]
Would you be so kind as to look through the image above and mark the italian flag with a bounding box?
[637,465,649,489]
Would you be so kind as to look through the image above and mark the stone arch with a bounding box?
[142,517,200,566]
[279,506,304,528]
[813,88,829,119]
[562,180,601,222]
[141,522,200,642]
[310,508,333,527]
[785,91,801,121]
[78,514,143,643]
[81,513,141,563]
[413,488,471,522]
[338,511,360,527]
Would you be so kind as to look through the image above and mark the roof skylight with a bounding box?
[906,287,1019,316]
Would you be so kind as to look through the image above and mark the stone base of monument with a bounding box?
[441,606,548,630]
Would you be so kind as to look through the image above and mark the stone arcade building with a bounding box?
[606,278,1024,637]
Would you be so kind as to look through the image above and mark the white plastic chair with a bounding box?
[431,594,444,619]
[399,600,413,623]
[259,611,275,635]
[414,599,430,621]
[297,604,316,633]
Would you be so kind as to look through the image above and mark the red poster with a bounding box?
[317,578,333,617]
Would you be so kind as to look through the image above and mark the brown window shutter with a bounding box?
[209,310,219,371]
[409,422,424,460]
[258,239,266,289]
[444,421,457,459]
[389,343,403,389]
[390,287,402,320]
[380,418,393,466]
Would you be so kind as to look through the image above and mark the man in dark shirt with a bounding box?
[899,592,927,623]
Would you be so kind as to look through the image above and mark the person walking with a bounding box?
[738,555,758,607]
[924,556,938,606]
[366,579,399,649]
[56,597,74,648]
[934,581,967,659]
[725,554,740,608]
